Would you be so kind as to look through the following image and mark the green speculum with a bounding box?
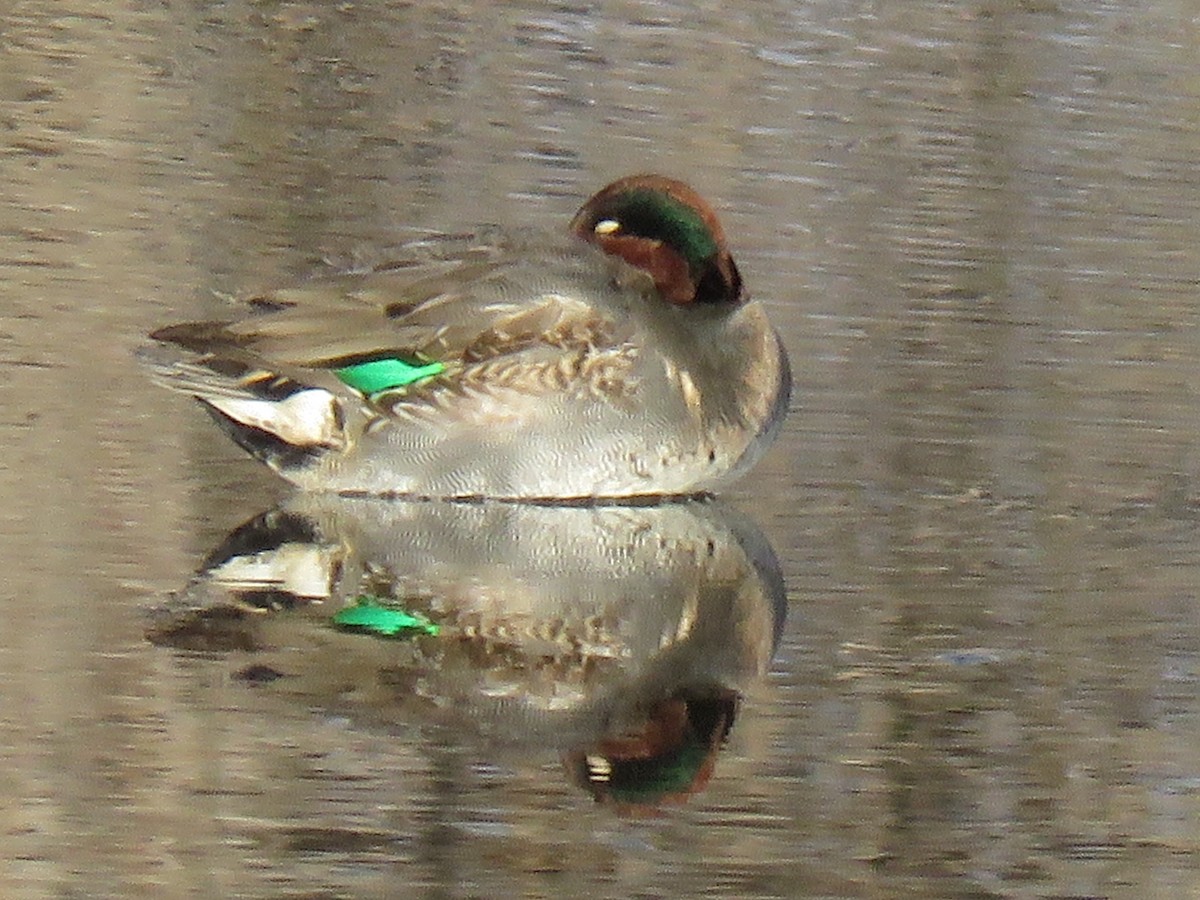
[334,357,444,396]
[332,596,440,638]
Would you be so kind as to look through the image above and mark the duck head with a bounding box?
[570,174,744,306]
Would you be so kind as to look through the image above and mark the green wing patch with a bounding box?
[334,357,445,396]
[332,596,440,638]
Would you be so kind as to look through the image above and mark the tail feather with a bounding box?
[199,398,334,474]
[203,390,344,449]
[138,338,349,480]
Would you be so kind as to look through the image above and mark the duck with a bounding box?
[147,495,787,806]
[142,174,790,500]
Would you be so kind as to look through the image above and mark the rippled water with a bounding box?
[2,2,1199,897]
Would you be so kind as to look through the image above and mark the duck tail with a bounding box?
[197,388,345,474]
[137,334,348,481]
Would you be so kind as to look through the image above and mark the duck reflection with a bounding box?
[148,497,785,811]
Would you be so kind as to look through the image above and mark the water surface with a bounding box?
[2,2,1199,897]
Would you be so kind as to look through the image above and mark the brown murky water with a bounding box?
[3,2,1199,897]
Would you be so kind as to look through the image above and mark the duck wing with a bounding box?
[154,226,631,366]
[141,231,640,468]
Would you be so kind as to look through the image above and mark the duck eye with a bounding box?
[593,218,621,236]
